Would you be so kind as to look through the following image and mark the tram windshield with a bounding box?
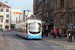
[29,23,41,33]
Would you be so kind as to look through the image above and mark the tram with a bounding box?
[15,19,42,39]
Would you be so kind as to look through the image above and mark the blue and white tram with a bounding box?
[15,19,42,39]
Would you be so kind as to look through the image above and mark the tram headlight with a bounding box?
[28,33,31,35]
[39,33,42,35]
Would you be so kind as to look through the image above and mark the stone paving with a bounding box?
[43,35,75,50]
[0,31,5,50]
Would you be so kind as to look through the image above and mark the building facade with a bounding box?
[0,2,11,30]
[11,9,21,24]
[54,0,75,29]
[33,0,54,29]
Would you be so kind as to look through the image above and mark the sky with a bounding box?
[0,0,33,12]
[0,0,33,24]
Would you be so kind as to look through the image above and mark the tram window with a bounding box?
[28,23,41,33]
[26,23,28,33]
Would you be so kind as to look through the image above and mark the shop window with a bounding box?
[61,15,63,25]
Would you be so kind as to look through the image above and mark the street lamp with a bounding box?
[5,0,8,3]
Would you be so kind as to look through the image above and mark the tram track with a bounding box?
[3,31,27,50]
[8,32,27,50]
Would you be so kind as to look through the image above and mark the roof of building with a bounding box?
[0,2,11,8]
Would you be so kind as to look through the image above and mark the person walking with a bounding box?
[59,28,63,39]
[67,29,73,43]
[66,29,69,41]
[50,29,53,35]
[71,29,75,42]
[53,29,57,38]
[42,27,44,37]
[44,29,48,37]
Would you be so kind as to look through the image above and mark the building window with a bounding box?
[0,9,3,12]
[0,16,3,19]
[6,20,9,23]
[5,26,9,29]
[43,0,48,4]
[71,14,72,23]
[38,0,42,3]
[56,0,57,8]
[6,15,9,18]
[61,15,63,25]
[6,9,9,12]
[61,0,64,8]
[0,4,3,7]
[0,4,1,6]
[45,0,48,4]
[1,20,3,23]
[0,25,2,28]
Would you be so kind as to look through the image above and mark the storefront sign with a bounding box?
[67,23,72,25]
[73,23,75,25]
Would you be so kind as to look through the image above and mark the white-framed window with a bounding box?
[0,4,3,7]
[6,20,9,23]
[0,25,2,28]
[6,14,9,18]
[0,16,3,19]
[0,9,3,12]
[6,9,9,12]
[1,20,3,23]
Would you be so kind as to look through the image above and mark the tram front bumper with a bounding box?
[27,35,42,39]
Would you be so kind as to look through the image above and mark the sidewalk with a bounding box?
[43,35,75,48]
[0,31,5,50]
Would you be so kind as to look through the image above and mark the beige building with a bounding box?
[0,2,11,31]
[54,0,75,29]
[33,0,54,29]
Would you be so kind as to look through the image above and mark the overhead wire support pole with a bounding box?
[23,10,30,31]
[67,0,70,23]
[25,10,30,21]
[19,15,20,22]
[16,17,17,23]
[23,10,25,21]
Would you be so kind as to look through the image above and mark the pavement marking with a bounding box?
[4,32,27,50]
[42,40,56,46]
[9,42,15,50]
[32,41,44,46]
[10,35,27,50]
[15,39,27,50]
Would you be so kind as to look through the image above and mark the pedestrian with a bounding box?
[66,29,69,41]
[59,28,63,39]
[71,29,75,42]
[67,29,73,43]
[42,28,44,37]
[44,29,48,37]
[53,29,57,38]
[50,29,53,35]
[73,29,75,38]
[46,29,48,37]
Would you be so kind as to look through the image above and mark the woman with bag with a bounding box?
[67,29,73,43]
